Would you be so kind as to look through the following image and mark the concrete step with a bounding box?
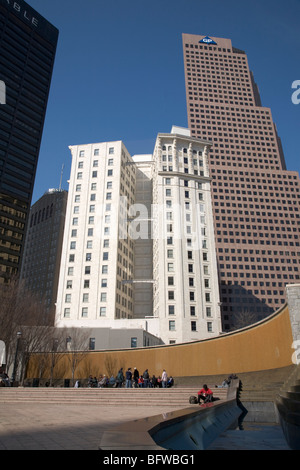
[277,395,300,413]
[286,391,300,401]
[0,387,228,406]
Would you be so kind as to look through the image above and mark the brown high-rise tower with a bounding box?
[182,33,300,331]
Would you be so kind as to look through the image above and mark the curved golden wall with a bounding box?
[27,303,295,380]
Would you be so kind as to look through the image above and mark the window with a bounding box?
[89,338,96,350]
[191,321,197,331]
[69,254,75,262]
[207,322,213,332]
[168,305,175,315]
[168,291,174,300]
[86,253,92,261]
[169,320,175,331]
[102,266,108,274]
[65,294,71,303]
[64,308,70,318]
[106,192,112,200]
[131,337,137,348]
[108,158,114,166]
[81,307,88,317]
[190,306,196,316]
[103,252,109,260]
[109,147,114,154]
[101,293,107,302]
[168,276,174,286]
[66,280,72,289]
[83,293,89,302]
[101,279,107,287]
[68,267,74,276]
[167,263,174,272]
[79,150,85,157]
[94,149,99,156]
[100,307,106,316]
[84,280,90,288]
[85,266,91,275]
[70,241,76,249]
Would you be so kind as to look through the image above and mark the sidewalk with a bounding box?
[0,402,182,450]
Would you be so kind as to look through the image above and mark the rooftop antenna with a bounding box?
[59,164,64,191]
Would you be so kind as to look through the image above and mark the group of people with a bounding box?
[122,367,174,388]
[84,368,174,389]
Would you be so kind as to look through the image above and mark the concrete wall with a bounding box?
[27,302,295,379]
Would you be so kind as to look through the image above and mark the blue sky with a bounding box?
[28,0,300,203]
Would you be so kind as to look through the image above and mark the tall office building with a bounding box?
[0,0,58,281]
[20,189,68,323]
[55,141,137,326]
[151,127,221,343]
[182,34,300,330]
[55,128,222,345]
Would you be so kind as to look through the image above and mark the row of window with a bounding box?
[168,320,213,333]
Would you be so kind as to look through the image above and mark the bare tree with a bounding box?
[64,327,92,386]
[105,354,118,378]
[231,308,259,331]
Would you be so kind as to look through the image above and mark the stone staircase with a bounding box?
[175,366,296,403]
[0,386,229,407]
[276,365,300,449]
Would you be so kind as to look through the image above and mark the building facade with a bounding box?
[0,0,58,281]
[55,141,137,327]
[182,34,300,331]
[20,189,68,322]
[55,128,222,345]
[151,127,221,343]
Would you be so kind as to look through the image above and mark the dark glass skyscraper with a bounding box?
[0,0,58,281]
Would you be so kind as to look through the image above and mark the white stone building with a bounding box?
[55,128,222,345]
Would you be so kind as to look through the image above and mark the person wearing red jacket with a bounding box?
[197,384,213,404]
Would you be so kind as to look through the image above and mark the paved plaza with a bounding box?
[0,402,182,450]
[0,401,291,451]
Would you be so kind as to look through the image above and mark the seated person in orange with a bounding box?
[197,384,213,404]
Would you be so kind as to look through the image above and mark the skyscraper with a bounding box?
[0,0,58,281]
[182,34,300,331]
[55,128,222,345]
[20,189,68,323]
